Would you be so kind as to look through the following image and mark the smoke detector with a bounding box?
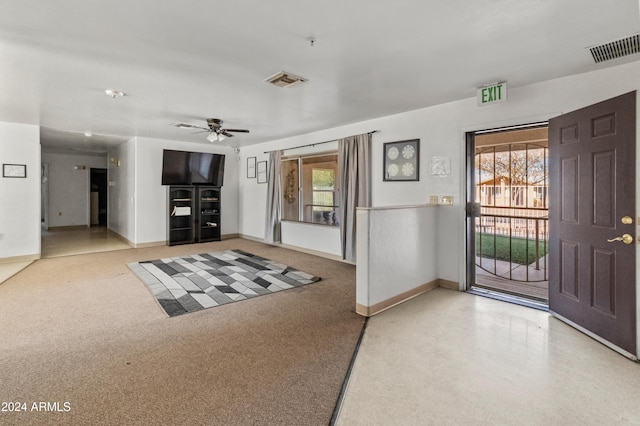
[264,71,307,88]
[588,33,640,63]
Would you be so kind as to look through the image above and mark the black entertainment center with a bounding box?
[162,149,225,246]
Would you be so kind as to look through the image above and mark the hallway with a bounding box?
[0,226,131,285]
[41,226,131,258]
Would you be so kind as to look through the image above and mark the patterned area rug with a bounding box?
[128,249,321,317]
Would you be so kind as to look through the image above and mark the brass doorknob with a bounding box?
[607,234,633,244]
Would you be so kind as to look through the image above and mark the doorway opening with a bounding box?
[90,168,108,227]
[41,163,49,231]
[466,123,549,306]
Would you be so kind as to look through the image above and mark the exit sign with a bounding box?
[477,82,507,106]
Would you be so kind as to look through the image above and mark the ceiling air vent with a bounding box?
[589,33,640,63]
[264,71,307,88]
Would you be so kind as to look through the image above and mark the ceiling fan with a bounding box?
[173,118,250,142]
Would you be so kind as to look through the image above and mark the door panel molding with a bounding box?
[592,151,615,227]
[591,247,615,315]
[560,157,579,223]
[560,240,579,300]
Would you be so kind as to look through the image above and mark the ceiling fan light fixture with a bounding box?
[217,133,226,142]
[206,132,217,143]
[105,89,125,98]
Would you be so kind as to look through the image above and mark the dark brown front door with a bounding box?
[549,91,637,356]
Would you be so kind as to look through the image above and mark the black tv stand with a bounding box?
[167,185,221,246]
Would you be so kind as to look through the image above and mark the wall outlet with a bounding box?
[438,195,453,206]
[428,195,439,205]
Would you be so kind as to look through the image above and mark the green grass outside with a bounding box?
[476,234,548,265]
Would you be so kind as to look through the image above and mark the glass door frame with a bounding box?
[465,122,549,308]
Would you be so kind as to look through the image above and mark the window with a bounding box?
[281,153,339,226]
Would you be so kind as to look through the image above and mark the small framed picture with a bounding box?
[3,164,27,178]
[383,139,419,181]
[247,157,257,178]
[257,161,267,184]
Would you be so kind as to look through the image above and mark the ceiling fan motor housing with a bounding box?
[207,118,223,129]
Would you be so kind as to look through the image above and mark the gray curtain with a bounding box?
[338,133,371,262]
[264,150,282,244]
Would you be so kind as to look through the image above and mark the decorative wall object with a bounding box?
[383,139,419,181]
[431,156,451,176]
[257,161,267,183]
[3,164,27,178]
[284,168,297,203]
[247,157,256,178]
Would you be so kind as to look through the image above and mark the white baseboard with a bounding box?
[356,280,440,317]
[0,253,40,264]
[238,234,349,264]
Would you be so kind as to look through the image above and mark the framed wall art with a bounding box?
[247,157,256,178]
[3,164,27,178]
[257,161,268,184]
[383,139,419,181]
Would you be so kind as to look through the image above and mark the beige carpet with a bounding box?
[0,238,364,425]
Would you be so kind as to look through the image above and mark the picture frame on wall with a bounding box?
[257,161,268,184]
[383,139,419,181]
[247,157,257,178]
[2,164,27,178]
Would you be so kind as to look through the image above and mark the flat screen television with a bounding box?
[161,149,225,186]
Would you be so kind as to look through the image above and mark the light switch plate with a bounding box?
[439,195,453,206]
[428,195,439,205]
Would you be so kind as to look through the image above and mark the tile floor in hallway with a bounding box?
[336,287,639,425]
[41,225,131,258]
[0,226,131,285]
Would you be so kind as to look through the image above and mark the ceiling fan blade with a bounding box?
[191,130,208,134]
[221,131,235,138]
[223,128,250,133]
[173,123,208,131]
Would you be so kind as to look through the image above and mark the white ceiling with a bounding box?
[1,0,639,154]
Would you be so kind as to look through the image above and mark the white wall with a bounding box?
[239,60,640,284]
[282,221,342,256]
[108,140,135,242]
[356,205,439,313]
[121,137,239,246]
[41,152,107,227]
[0,122,40,259]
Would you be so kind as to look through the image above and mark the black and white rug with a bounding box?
[128,249,321,317]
